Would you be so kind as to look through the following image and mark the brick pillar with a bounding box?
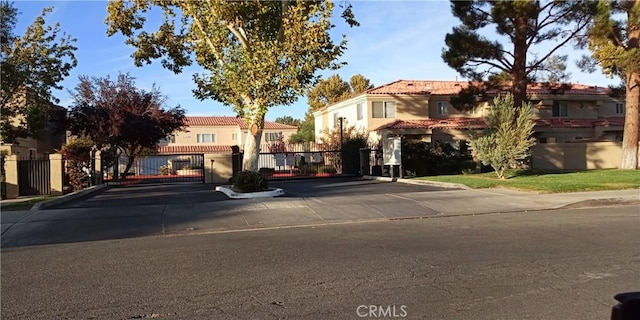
[49,153,65,196]
[4,154,19,199]
[94,150,103,185]
[204,153,234,184]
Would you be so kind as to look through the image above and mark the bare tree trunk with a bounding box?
[242,114,264,172]
[512,15,529,110]
[620,71,639,169]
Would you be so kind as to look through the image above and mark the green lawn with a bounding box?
[415,169,640,193]
[0,196,54,211]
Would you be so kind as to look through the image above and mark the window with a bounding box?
[372,101,396,118]
[265,132,283,142]
[552,101,568,117]
[333,113,339,128]
[437,101,448,115]
[231,133,238,141]
[161,134,175,144]
[616,103,625,114]
[196,133,215,143]
[357,103,364,120]
[539,137,547,144]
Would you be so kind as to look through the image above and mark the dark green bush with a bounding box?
[401,140,473,176]
[233,170,268,192]
[318,165,337,174]
[258,167,275,175]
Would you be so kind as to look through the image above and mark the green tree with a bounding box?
[274,115,301,127]
[469,93,536,180]
[442,0,594,109]
[0,2,77,143]
[106,0,357,171]
[67,73,186,176]
[579,0,639,169]
[348,74,374,95]
[288,110,316,144]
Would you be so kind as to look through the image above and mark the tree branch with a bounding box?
[226,22,249,49]
[469,59,509,72]
[184,2,226,64]
[528,18,590,72]
[277,0,291,43]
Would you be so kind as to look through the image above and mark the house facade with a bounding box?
[313,80,627,145]
[0,104,67,158]
[157,116,298,154]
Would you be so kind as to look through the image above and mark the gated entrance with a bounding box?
[17,157,51,196]
[234,143,362,181]
[105,154,205,185]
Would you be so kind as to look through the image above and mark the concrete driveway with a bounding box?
[1,178,456,248]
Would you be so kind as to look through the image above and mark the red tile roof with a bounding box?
[157,145,233,154]
[375,118,487,130]
[365,80,611,96]
[375,117,626,131]
[185,116,297,129]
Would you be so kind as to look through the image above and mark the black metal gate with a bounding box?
[235,143,354,181]
[18,157,51,196]
[105,154,205,185]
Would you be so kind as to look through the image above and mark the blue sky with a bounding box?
[13,1,619,121]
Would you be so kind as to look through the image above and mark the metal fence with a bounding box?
[17,156,51,196]
[104,154,205,184]
[252,143,343,180]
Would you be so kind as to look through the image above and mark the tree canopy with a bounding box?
[0,2,77,143]
[580,0,639,169]
[274,116,301,128]
[67,73,186,174]
[442,0,594,109]
[105,0,357,171]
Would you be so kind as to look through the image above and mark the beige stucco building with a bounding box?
[157,116,298,154]
[313,80,628,145]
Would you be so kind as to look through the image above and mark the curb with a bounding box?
[361,175,471,190]
[215,186,285,199]
[30,184,108,211]
[555,198,640,210]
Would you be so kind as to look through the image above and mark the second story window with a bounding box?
[372,101,396,118]
[265,132,283,142]
[552,101,568,117]
[437,101,448,115]
[231,133,238,141]
[357,103,364,120]
[616,103,625,114]
[196,133,215,143]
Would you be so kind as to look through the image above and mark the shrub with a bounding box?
[258,167,275,175]
[233,170,268,192]
[159,165,170,175]
[469,93,536,179]
[318,165,337,174]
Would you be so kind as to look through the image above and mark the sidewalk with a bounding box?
[159,187,640,236]
[1,181,638,247]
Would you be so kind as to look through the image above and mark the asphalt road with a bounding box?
[2,205,639,320]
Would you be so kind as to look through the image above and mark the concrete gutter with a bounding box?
[30,184,108,211]
[361,175,471,190]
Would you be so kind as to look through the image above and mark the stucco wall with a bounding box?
[530,142,638,170]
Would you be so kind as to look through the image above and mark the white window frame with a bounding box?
[356,102,364,120]
[437,101,448,115]
[616,103,625,114]
[372,101,396,119]
[196,133,216,143]
[231,133,237,141]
